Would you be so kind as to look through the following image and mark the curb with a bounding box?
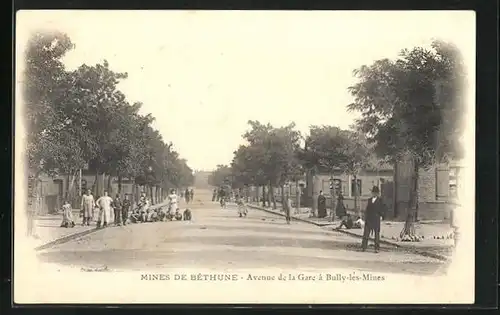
[331,228,450,262]
[35,227,98,251]
[35,202,170,251]
[247,204,336,227]
[248,204,450,262]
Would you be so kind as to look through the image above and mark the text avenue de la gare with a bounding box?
[141,272,385,282]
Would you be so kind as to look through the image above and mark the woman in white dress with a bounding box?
[60,200,75,228]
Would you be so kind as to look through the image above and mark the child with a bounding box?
[60,200,76,228]
[354,216,364,229]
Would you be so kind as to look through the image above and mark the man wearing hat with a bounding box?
[361,186,386,253]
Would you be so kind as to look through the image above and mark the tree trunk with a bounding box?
[295,181,300,214]
[400,158,420,241]
[107,174,112,195]
[65,173,70,200]
[118,175,122,195]
[329,173,337,222]
[261,186,266,207]
[100,173,106,197]
[149,185,154,204]
[93,172,98,197]
[281,186,285,212]
[270,181,277,209]
[353,174,359,215]
[393,161,399,218]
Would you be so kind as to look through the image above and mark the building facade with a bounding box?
[304,166,394,213]
[394,156,464,221]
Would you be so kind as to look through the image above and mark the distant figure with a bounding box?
[190,189,195,202]
[185,188,191,204]
[80,189,95,226]
[361,186,386,253]
[168,189,180,216]
[121,194,131,225]
[317,191,327,218]
[113,194,123,226]
[212,188,217,201]
[60,200,75,228]
[336,192,347,218]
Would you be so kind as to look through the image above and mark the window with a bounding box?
[449,167,458,199]
[351,179,362,197]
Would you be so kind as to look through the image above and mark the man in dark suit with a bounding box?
[361,186,386,253]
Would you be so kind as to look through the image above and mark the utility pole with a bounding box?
[329,175,336,222]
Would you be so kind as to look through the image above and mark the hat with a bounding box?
[371,186,380,193]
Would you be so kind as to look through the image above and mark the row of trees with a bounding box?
[25,31,194,205]
[210,121,375,212]
[210,39,465,239]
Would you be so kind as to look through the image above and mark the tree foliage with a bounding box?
[347,40,465,167]
[347,40,465,238]
[24,31,194,198]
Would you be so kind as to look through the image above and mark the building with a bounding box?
[394,156,465,221]
[304,164,394,212]
[27,171,164,215]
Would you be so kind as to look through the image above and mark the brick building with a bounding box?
[394,156,464,221]
[304,164,394,212]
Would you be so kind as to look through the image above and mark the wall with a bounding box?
[394,155,464,221]
[305,169,393,199]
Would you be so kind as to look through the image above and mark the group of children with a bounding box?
[60,188,191,229]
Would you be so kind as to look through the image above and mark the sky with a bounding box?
[16,10,475,171]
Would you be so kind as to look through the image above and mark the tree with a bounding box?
[235,121,302,209]
[301,125,350,214]
[208,165,233,187]
[24,31,75,177]
[338,130,375,214]
[23,30,195,214]
[347,40,466,241]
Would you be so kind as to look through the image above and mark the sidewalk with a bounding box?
[247,202,455,260]
[33,201,170,250]
[32,209,95,250]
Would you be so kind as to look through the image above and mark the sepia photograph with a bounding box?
[14,10,475,304]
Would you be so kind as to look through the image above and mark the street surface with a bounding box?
[37,191,449,275]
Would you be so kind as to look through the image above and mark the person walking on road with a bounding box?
[113,194,123,226]
[336,192,347,224]
[185,188,191,204]
[212,188,217,202]
[168,189,180,217]
[96,190,113,228]
[219,189,227,208]
[361,186,386,253]
[121,194,131,225]
[190,189,195,202]
[317,191,327,218]
[80,189,95,226]
[284,195,291,224]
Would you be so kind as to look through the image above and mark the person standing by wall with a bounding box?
[317,191,327,218]
[336,192,347,220]
[113,194,123,226]
[96,190,113,228]
[185,188,191,204]
[80,189,95,226]
[121,194,131,226]
[361,186,386,253]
